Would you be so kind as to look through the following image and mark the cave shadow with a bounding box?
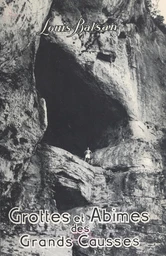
[35,37,128,158]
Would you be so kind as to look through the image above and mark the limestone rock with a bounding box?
[92,140,162,171]
[0,0,52,216]
[20,144,105,211]
[1,0,166,256]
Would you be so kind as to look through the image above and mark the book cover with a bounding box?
[0,0,166,255]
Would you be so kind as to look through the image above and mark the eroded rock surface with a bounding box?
[0,0,52,217]
[1,0,166,255]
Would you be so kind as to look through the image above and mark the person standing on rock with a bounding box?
[84,147,92,164]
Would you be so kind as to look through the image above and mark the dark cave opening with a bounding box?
[55,185,89,211]
[35,37,127,157]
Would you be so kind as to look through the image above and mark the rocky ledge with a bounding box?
[1,0,166,256]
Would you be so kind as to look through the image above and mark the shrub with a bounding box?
[145,0,166,33]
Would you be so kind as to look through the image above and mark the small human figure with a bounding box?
[84,147,92,164]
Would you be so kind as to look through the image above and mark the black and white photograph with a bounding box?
[0,0,166,255]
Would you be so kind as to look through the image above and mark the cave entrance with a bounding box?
[35,37,127,158]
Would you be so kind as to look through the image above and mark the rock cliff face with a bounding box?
[0,0,51,217]
[1,0,166,255]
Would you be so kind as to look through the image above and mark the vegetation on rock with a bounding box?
[146,0,166,33]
